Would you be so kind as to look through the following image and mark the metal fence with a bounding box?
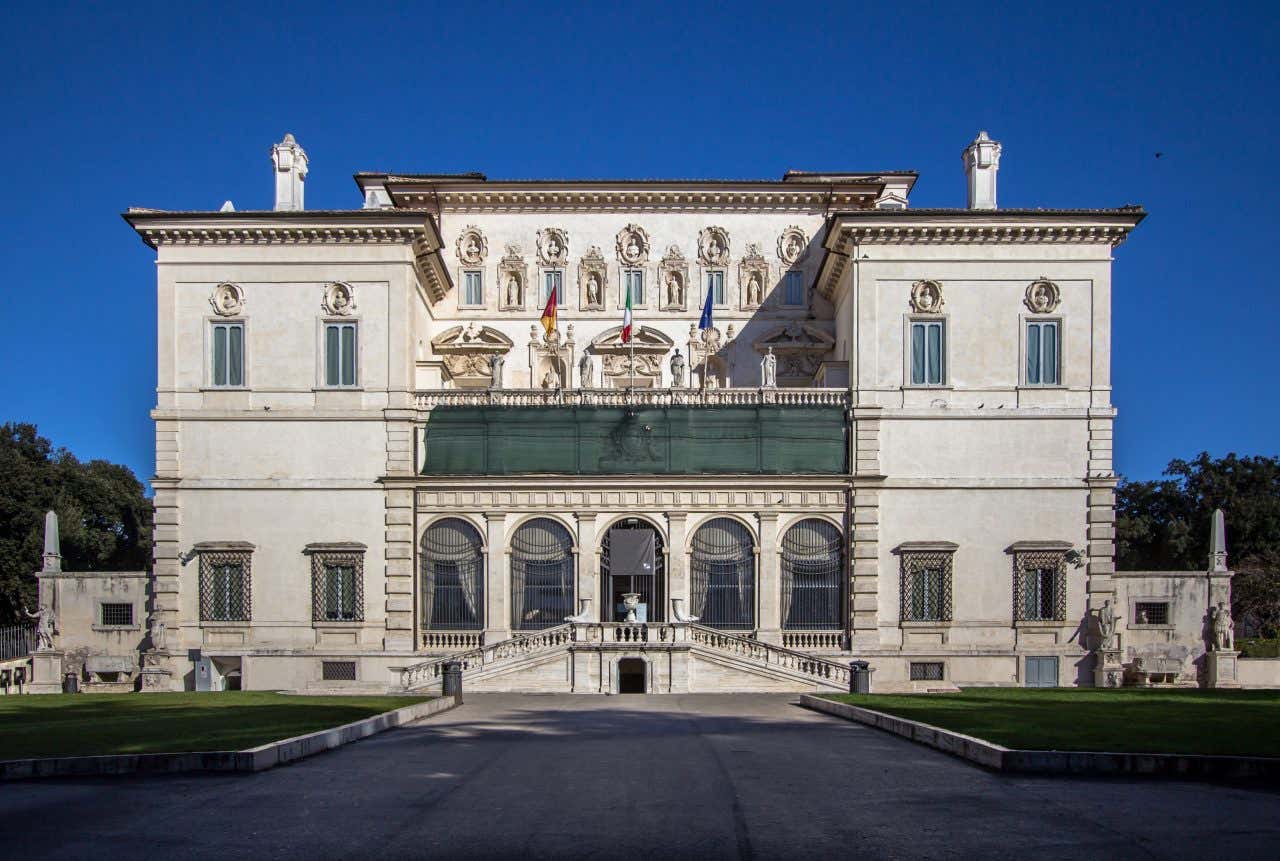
[422,517,485,630]
[781,519,843,630]
[691,517,756,630]
[0,623,34,662]
[511,517,575,630]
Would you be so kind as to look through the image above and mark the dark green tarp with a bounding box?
[421,405,847,476]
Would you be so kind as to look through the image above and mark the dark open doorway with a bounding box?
[618,658,646,693]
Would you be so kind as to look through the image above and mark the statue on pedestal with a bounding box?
[670,350,686,388]
[579,353,594,388]
[1096,598,1117,651]
[490,354,505,389]
[761,347,777,388]
[1210,602,1235,651]
[23,603,57,651]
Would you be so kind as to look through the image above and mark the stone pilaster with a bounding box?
[575,512,599,622]
[757,512,781,644]
[483,512,509,643]
[1085,410,1118,615]
[850,406,883,649]
[150,479,185,689]
[666,512,689,619]
[383,409,418,651]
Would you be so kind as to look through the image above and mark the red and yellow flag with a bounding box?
[540,289,557,337]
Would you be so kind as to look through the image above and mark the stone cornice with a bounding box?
[387,185,883,213]
[122,210,431,249]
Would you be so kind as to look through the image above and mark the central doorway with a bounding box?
[617,658,647,693]
[601,519,665,623]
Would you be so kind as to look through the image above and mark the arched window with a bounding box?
[421,518,485,630]
[781,519,843,630]
[601,519,666,622]
[690,517,755,630]
[511,518,575,630]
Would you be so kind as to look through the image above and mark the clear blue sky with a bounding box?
[2,2,1276,488]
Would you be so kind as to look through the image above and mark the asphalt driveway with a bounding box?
[1,693,1275,860]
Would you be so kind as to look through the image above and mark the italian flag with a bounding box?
[540,289,557,337]
[621,288,633,343]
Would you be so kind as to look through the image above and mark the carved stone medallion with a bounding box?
[322,282,356,316]
[455,226,488,265]
[209,282,244,317]
[579,246,607,311]
[659,244,689,311]
[778,226,809,265]
[698,226,730,267]
[1024,278,1061,314]
[738,242,769,310]
[537,227,569,266]
[498,243,527,311]
[909,279,944,314]
[615,224,650,265]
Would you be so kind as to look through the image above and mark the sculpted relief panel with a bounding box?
[777,226,809,265]
[210,282,245,317]
[322,281,356,316]
[910,279,945,314]
[615,224,650,266]
[537,227,569,266]
[1025,278,1061,314]
[455,226,488,266]
[698,226,730,267]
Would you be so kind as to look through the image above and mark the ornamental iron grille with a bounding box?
[421,518,485,630]
[199,549,252,622]
[691,518,756,630]
[910,661,945,681]
[511,518,574,630]
[1133,601,1169,625]
[899,550,953,622]
[781,519,843,630]
[1013,551,1067,622]
[309,547,365,622]
[322,661,357,681]
[100,603,134,626]
[601,520,665,623]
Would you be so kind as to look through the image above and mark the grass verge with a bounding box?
[0,691,431,760]
[824,687,1280,757]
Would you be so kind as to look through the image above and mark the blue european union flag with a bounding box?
[699,284,714,330]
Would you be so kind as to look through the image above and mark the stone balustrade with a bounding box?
[421,631,484,651]
[414,387,850,410]
[689,624,851,687]
[782,631,845,651]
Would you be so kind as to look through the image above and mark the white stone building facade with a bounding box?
[114,132,1181,694]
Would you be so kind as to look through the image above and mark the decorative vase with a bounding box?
[621,592,642,623]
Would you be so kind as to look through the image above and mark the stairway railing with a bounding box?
[688,624,850,688]
[400,624,573,690]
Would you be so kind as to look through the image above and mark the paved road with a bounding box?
[1,693,1276,860]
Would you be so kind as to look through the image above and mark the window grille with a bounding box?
[211,322,244,387]
[511,518,574,630]
[322,661,357,681]
[899,550,953,622]
[199,550,252,621]
[422,518,485,630]
[1026,320,1060,385]
[463,270,484,305]
[909,319,945,385]
[310,548,365,622]
[910,661,945,681]
[1013,550,1067,622]
[100,603,134,626]
[324,322,358,387]
[691,518,755,630]
[781,519,843,631]
[601,520,665,623]
[1134,601,1169,625]
[784,271,804,306]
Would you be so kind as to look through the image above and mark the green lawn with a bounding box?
[825,688,1280,757]
[0,692,431,760]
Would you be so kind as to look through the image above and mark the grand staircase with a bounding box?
[398,622,851,694]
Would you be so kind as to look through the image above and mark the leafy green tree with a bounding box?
[1117,453,1280,636]
[0,423,152,623]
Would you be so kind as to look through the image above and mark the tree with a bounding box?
[0,423,152,623]
[1116,453,1280,637]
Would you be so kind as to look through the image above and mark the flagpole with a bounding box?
[629,336,635,389]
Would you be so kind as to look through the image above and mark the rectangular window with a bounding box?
[542,270,563,305]
[784,271,804,306]
[900,550,954,623]
[707,270,725,305]
[310,550,365,623]
[201,561,250,621]
[910,320,945,385]
[324,323,358,387]
[1134,601,1169,625]
[321,661,357,681]
[625,269,645,305]
[463,270,484,306]
[100,603,133,626]
[910,662,945,681]
[1021,567,1059,621]
[323,565,359,621]
[1026,320,1060,385]
[211,322,244,387]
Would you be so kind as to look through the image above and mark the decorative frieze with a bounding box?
[415,487,847,513]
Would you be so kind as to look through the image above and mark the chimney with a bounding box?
[271,133,308,211]
[963,131,1001,210]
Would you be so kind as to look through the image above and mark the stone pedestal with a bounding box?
[28,649,64,694]
[140,650,175,692]
[1204,650,1241,689]
[1093,648,1124,688]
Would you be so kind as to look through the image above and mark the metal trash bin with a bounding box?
[442,661,463,703]
[849,660,872,695]
[62,672,79,694]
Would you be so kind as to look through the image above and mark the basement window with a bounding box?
[909,661,945,681]
[322,661,357,681]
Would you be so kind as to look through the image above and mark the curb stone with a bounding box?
[0,694,460,780]
[799,694,1280,781]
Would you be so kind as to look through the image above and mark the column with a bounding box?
[483,512,509,644]
[756,513,781,644]
[575,512,599,620]
[665,512,689,620]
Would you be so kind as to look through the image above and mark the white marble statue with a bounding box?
[670,349,686,388]
[1096,598,1117,651]
[541,366,561,389]
[671,598,699,623]
[587,275,600,306]
[761,347,777,388]
[490,354,504,388]
[747,275,762,306]
[505,275,521,306]
[666,273,682,305]
[1210,601,1235,651]
[150,617,167,652]
[579,353,594,388]
[23,603,57,651]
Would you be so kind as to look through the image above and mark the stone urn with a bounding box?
[621,592,642,623]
